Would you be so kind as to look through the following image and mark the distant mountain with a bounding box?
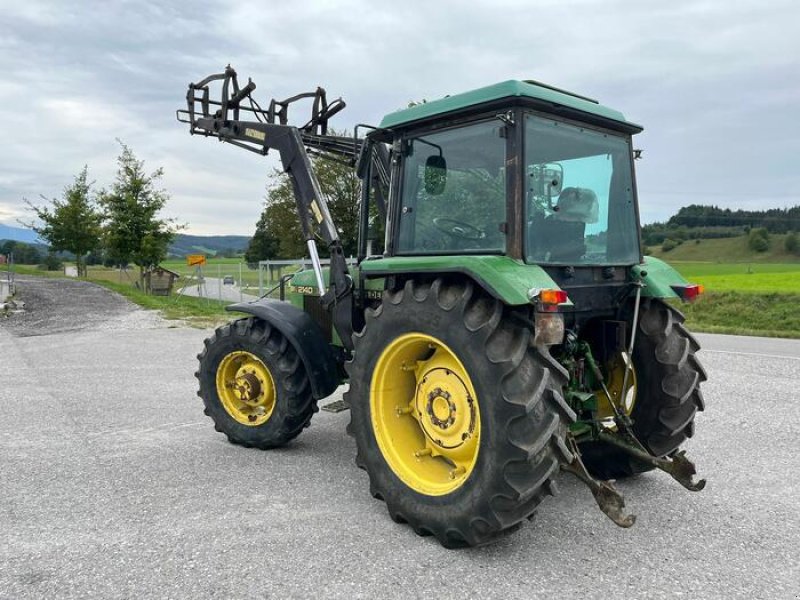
[168,233,251,257]
[0,223,41,244]
[1,226,249,257]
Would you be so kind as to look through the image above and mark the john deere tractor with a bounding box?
[179,67,706,547]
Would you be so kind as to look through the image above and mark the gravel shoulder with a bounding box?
[1,275,168,337]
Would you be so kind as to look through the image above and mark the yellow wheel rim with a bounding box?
[596,352,637,428]
[370,333,481,496]
[215,351,276,426]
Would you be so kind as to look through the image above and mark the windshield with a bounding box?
[396,120,506,254]
[525,115,640,265]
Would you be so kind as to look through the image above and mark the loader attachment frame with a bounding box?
[177,66,389,351]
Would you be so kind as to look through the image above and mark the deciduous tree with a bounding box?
[99,142,182,290]
[24,166,102,277]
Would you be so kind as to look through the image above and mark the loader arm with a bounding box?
[177,65,377,350]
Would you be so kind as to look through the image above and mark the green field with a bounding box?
[659,261,800,338]
[668,261,800,293]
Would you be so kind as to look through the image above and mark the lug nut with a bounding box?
[449,466,466,480]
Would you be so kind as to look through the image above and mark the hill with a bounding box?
[0,223,41,244]
[647,233,800,263]
[1,225,250,259]
[168,234,251,257]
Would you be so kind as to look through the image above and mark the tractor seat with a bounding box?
[544,187,599,262]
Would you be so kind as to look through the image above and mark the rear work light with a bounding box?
[671,283,705,303]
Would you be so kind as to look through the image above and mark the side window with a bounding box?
[397,121,507,254]
[359,142,389,258]
[366,175,387,257]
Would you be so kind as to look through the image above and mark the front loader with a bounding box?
[178,66,706,547]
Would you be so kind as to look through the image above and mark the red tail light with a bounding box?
[671,284,704,303]
[539,289,569,305]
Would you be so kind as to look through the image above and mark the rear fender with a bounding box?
[226,299,340,400]
[634,257,688,300]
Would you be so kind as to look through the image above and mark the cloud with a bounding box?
[1,0,798,235]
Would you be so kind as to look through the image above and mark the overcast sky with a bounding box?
[1,0,798,236]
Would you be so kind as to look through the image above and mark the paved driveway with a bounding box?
[1,278,798,599]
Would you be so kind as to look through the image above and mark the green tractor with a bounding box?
[179,67,706,547]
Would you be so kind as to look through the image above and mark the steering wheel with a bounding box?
[432,217,486,240]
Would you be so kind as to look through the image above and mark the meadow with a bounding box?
[669,262,800,338]
[671,261,800,293]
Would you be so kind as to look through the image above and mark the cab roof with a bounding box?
[379,79,642,133]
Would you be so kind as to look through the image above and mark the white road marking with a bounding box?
[702,349,800,361]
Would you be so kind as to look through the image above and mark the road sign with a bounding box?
[186,254,206,267]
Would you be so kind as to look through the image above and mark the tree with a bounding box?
[785,231,800,255]
[24,166,102,277]
[747,227,770,252]
[0,241,42,265]
[244,205,281,264]
[99,143,182,290]
[246,136,361,262]
[245,180,299,261]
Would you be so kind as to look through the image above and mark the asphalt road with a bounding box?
[177,276,258,303]
[1,279,798,599]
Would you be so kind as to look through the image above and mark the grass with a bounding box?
[669,262,800,293]
[656,260,800,337]
[98,280,231,326]
[676,292,800,338]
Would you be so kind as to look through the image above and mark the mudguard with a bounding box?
[633,256,689,300]
[226,299,340,400]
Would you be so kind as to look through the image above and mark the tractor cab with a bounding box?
[358,80,647,327]
[370,80,642,264]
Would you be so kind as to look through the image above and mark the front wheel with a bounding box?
[196,317,317,448]
[346,278,575,548]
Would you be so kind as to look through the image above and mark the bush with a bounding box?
[785,232,800,255]
[38,253,63,271]
[661,238,680,252]
[748,228,770,252]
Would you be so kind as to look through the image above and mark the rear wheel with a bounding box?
[580,299,706,479]
[196,318,317,448]
[346,278,575,547]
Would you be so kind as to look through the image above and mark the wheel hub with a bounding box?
[215,350,276,426]
[416,368,476,450]
[596,352,637,429]
[234,371,263,404]
[426,388,455,429]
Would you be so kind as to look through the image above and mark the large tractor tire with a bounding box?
[580,299,706,479]
[196,317,317,448]
[345,278,575,548]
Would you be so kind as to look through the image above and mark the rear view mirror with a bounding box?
[424,155,447,195]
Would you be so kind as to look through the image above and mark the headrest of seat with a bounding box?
[554,187,599,223]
